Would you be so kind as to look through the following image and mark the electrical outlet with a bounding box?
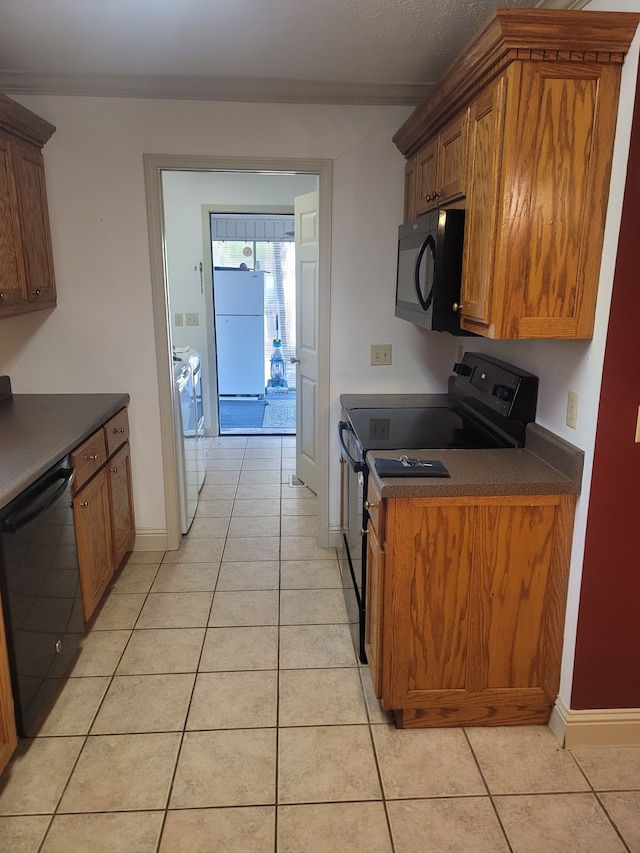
[566,391,579,430]
[175,313,183,327]
[370,344,392,365]
[185,313,199,326]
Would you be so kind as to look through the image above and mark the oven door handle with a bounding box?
[338,421,366,472]
[1,467,74,534]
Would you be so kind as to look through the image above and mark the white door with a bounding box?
[293,190,319,494]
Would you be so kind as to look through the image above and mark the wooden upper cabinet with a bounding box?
[0,93,56,318]
[393,9,640,339]
[403,155,417,223]
[412,112,467,218]
[460,76,507,327]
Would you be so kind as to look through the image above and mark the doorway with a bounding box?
[143,155,331,551]
[210,213,297,435]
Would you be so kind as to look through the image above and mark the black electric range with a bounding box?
[338,352,539,662]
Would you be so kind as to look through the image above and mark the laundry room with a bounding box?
[162,169,318,438]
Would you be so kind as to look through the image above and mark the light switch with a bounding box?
[175,313,183,326]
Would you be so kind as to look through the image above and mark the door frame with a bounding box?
[143,154,332,550]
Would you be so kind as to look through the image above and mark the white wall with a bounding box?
[2,96,454,539]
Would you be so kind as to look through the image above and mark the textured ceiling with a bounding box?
[0,0,581,103]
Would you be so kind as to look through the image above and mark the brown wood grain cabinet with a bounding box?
[72,408,135,622]
[366,487,576,728]
[412,112,467,218]
[393,9,640,339]
[0,93,56,318]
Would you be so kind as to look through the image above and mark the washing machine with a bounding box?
[173,358,198,534]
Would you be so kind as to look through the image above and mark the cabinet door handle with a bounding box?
[84,454,100,461]
[80,501,89,508]
[364,500,377,509]
[110,466,118,473]
[0,292,5,301]
[452,303,464,312]
[361,528,369,536]
[113,427,125,433]
[33,288,41,298]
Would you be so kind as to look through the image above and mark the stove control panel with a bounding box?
[450,352,538,432]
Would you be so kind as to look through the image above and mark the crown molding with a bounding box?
[0,72,429,106]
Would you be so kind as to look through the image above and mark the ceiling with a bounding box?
[0,0,584,105]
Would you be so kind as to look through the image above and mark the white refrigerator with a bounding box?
[213,270,266,397]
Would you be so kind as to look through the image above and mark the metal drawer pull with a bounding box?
[84,454,100,461]
[361,528,369,536]
[110,466,118,473]
[113,427,125,433]
[364,500,377,510]
[0,292,5,301]
[33,288,41,297]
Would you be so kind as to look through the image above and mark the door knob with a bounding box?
[289,356,300,364]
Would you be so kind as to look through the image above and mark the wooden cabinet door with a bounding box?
[0,136,27,309]
[11,140,56,306]
[496,61,620,339]
[74,469,114,622]
[473,502,557,700]
[459,76,507,332]
[108,442,136,569]
[383,501,475,710]
[365,523,384,699]
[415,139,438,216]
[0,596,18,776]
[438,112,468,203]
[403,155,417,223]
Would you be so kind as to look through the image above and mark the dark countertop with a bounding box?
[340,393,584,498]
[0,392,130,510]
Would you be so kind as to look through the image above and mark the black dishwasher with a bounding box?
[0,457,83,736]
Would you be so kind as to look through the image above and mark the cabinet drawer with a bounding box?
[71,430,107,492]
[105,408,129,457]
[365,478,384,542]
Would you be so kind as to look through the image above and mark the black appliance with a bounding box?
[395,208,470,334]
[0,456,83,736]
[338,352,538,663]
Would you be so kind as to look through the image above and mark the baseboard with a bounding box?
[133,529,169,552]
[550,696,640,748]
[326,525,343,549]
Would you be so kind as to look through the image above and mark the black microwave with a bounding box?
[395,208,470,334]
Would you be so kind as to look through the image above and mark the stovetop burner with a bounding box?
[346,406,500,450]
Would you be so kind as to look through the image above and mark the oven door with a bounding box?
[338,420,367,663]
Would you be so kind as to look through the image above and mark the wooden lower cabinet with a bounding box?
[74,469,114,623]
[367,491,575,728]
[108,442,135,569]
[72,408,135,622]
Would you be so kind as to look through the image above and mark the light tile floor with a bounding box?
[1,435,639,852]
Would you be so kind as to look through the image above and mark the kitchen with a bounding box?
[1,0,640,849]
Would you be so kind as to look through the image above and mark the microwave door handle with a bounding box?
[414,233,436,311]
